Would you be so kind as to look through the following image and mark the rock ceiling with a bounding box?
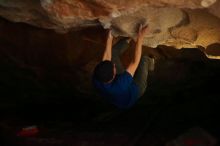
[0,0,220,58]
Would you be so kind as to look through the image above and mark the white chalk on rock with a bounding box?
[201,0,217,7]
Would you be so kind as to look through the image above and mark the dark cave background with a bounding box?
[0,18,220,146]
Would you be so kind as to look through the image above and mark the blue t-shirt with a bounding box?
[93,71,140,109]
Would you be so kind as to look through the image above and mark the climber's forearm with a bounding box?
[102,38,113,61]
[132,37,143,64]
[102,30,113,61]
[126,37,143,76]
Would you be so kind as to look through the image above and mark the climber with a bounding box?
[92,25,155,109]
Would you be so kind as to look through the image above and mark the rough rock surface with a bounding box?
[110,7,186,46]
[0,18,214,96]
[0,0,220,58]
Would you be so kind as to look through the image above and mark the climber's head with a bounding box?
[93,60,116,83]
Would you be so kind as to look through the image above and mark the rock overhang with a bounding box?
[0,0,220,58]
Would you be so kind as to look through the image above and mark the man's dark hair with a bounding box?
[93,60,114,83]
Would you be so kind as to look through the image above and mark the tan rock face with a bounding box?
[208,0,220,18]
[0,0,220,58]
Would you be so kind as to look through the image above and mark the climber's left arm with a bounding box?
[102,30,113,61]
